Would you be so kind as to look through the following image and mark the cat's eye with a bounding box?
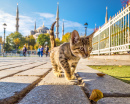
[80,47,84,51]
[89,47,93,51]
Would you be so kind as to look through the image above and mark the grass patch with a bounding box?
[88,65,130,84]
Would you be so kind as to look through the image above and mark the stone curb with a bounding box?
[0,68,52,104]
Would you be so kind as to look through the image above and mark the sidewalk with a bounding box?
[0,57,90,104]
[0,57,130,104]
[80,57,130,65]
[77,58,130,104]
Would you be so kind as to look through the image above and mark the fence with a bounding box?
[92,4,130,55]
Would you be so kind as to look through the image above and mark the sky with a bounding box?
[0,0,123,40]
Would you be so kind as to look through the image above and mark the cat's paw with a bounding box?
[65,73,71,80]
[54,72,63,77]
[56,73,62,77]
[58,70,63,73]
[71,75,76,80]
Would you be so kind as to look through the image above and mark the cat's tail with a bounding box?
[50,21,56,50]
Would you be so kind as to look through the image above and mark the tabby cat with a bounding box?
[50,21,94,80]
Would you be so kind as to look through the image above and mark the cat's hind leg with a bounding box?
[58,66,63,73]
[51,57,62,77]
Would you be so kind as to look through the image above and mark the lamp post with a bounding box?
[45,41,48,46]
[84,22,88,36]
[3,23,7,53]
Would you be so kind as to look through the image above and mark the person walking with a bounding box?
[23,45,27,57]
[37,47,40,57]
[40,46,44,57]
[45,45,49,57]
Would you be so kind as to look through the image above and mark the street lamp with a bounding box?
[84,22,88,36]
[3,23,7,52]
[45,41,48,46]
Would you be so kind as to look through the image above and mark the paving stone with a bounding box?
[0,66,15,70]
[0,76,39,100]
[36,63,52,69]
[39,71,77,85]
[8,66,32,71]
[0,64,24,70]
[97,97,130,104]
[0,69,20,78]
[16,68,50,76]
[19,85,90,104]
[76,65,130,95]
[79,58,130,65]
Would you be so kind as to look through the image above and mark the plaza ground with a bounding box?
[88,65,130,84]
[0,56,130,104]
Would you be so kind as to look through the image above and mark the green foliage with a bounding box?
[5,36,12,51]
[25,35,36,48]
[55,38,63,46]
[7,32,26,50]
[14,38,20,45]
[88,65,130,84]
[34,43,39,50]
[37,33,50,47]
[62,32,71,42]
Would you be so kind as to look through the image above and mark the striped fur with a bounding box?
[50,22,93,80]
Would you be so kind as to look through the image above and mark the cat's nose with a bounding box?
[84,54,88,58]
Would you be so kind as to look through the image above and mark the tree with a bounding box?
[7,32,26,50]
[55,38,63,46]
[62,32,71,42]
[25,35,36,49]
[37,33,50,47]
[34,43,39,50]
[14,38,20,51]
[5,36,12,52]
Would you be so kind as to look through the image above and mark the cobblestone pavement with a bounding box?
[0,56,90,104]
[77,58,130,104]
[0,56,130,104]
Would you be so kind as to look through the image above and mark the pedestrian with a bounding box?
[37,47,40,57]
[45,45,49,57]
[40,46,44,57]
[23,45,27,57]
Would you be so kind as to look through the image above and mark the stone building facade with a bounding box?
[30,22,50,41]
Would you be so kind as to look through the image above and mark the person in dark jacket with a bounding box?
[45,45,49,57]
[23,45,27,57]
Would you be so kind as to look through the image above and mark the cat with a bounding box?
[50,21,94,80]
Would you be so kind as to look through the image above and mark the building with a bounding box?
[30,2,60,41]
[30,22,50,41]
[91,3,130,55]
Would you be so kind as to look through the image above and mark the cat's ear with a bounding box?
[71,30,80,44]
[86,31,94,40]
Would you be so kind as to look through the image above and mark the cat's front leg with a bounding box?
[59,58,71,80]
[70,62,78,80]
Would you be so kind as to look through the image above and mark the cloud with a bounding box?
[35,12,55,18]
[62,20,83,28]
[19,15,34,35]
[0,10,94,41]
[0,10,35,38]
[58,19,94,38]
[0,10,15,32]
